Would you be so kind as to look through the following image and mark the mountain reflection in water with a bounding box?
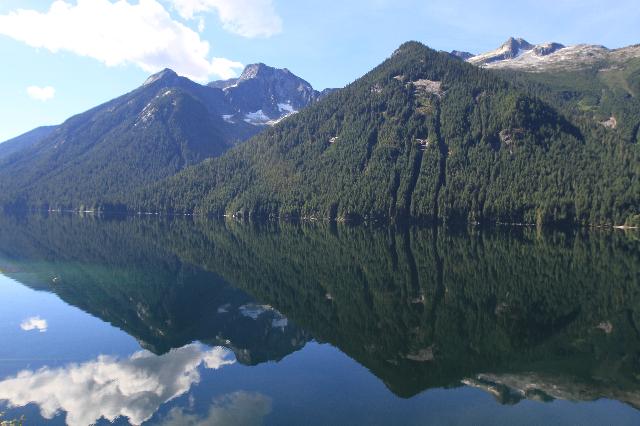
[0,213,638,425]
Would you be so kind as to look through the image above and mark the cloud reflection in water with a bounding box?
[19,316,48,333]
[0,343,235,426]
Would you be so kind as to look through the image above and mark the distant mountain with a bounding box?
[468,37,538,65]
[467,36,640,72]
[0,68,258,210]
[2,41,639,226]
[0,125,57,161]
[132,41,640,226]
[450,50,474,60]
[0,64,328,211]
[209,63,332,125]
[467,37,640,163]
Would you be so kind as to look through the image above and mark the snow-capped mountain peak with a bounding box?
[208,63,333,127]
[468,37,547,66]
[461,37,640,72]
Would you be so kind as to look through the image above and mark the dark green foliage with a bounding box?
[0,125,56,160]
[0,214,308,362]
[166,219,640,398]
[1,213,639,401]
[129,42,640,226]
[0,74,259,212]
[2,42,639,226]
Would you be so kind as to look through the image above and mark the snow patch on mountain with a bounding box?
[278,102,296,113]
[209,63,334,127]
[135,103,158,127]
[244,110,271,125]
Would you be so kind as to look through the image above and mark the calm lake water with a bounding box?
[0,214,639,425]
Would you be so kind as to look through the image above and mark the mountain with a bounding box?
[468,37,540,65]
[469,38,640,194]
[0,214,309,364]
[0,64,326,211]
[0,125,57,161]
[464,373,640,409]
[468,37,640,72]
[209,63,331,125]
[131,41,640,227]
[3,214,640,402]
[450,50,474,60]
[2,41,639,226]
[0,68,256,210]
[175,220,640,400]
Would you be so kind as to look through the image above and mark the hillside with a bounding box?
[1,214,639,401]
[0,69,257,210]
[462,38,640,138]
[497,62,640,140]
[0,125,57,160]
[133,42,640,226]
[0,64,327,211]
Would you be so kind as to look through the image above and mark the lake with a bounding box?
[0,214,639,425]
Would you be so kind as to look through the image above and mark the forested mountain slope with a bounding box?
[0,63,328,211]
[134,42,640,226]
[0,126,57,161]
[0,214,308,363]
[0,69,262,210]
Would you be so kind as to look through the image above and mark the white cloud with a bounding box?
[0,343,235,426]
[0,0,245,81]
[210,57,245,79]
[167,0,283,38]
[20,316,48,332]
[26,86,56,102]
[160,391,272,426]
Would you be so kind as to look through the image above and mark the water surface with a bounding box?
[0,214,639,425]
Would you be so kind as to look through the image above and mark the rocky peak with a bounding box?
[143,68,178,86]
[468,37,572,67]
[501,37,534,57]
[209,63,323,126]
[210,64,310,91]
[136,63,335,129]
[450,50,474,60]
[238,63,291,81]
[468,37,533,65]
[463,37,638,72]
[236,64,314,94]
[239,63,268,79]
[533,42,566,56]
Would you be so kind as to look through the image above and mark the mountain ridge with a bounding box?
[465,37,640,71]
[128,41,639,226]
[0,125,57,161]
[1,62,330,149]
[1,40,638,227]
[209,62,334,125]
[0,63,327,210]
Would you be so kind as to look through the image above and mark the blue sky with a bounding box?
[1,0,639,142]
